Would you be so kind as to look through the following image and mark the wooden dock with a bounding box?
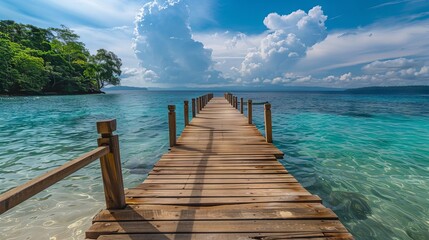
[86,96,352,239]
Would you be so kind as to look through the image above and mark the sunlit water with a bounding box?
[0,91,428,239]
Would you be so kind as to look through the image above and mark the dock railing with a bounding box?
[224,92,273,143]
[0,119,125,215]
[168,93,213,148]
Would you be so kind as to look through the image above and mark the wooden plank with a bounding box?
[120,202,328,210]
[96,232,354,240]
[135,183,303,190]
[155,161,283,166]
[92,208,338,222]
[86,220,348,238]
[159,156,277,160]
[125,195,322,205]
[146,174,294,179]
[125,188,311,197]
[143,178,298,184]
[149,169,288,175]
[153,166,285,170]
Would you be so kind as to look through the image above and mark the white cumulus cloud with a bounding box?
[241,57,428,88]
[239,6,328,80]
[133,0,222,85]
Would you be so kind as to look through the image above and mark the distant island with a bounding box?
[102,86,148,91]
[345,85,429,94]
[0,20,122,96]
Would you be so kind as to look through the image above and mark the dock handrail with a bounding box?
[168,93,213,148]
[0,119,125,215]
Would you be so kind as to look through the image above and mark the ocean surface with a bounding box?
[0,91,428,240]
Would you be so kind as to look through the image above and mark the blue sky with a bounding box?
[1,0,429,88]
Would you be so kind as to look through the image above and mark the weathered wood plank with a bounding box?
[143,178,298,184]
[125,188,311,197]
[125,195,322,205]
[92,208,338,222]
[117,202,327,210]
[96,232,354,240]
[135,183,303,190]
[152,166,285,171]
[146,174,294,179]
[155,162,283,166]
[149,169,288,175]
[86,220,348,238]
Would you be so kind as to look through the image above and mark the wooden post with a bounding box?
[197,97,200,111]
[240,97,244,114]
[200,97,203,110]
[192,98,196,117]
[168,105,176,147]
[264,103,273,143]
[184,100,189,126]
[248,99,252,124]
[96,119,126,210]
[235,96,238,109]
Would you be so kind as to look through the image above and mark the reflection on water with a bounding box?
[1,91,429,239]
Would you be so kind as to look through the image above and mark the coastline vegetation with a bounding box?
[0,20,122,95]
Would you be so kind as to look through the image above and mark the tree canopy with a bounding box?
[0,20,122,95]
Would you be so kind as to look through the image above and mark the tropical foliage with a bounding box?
[0,20,122,94]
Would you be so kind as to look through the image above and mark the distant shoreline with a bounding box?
[3,85,429,96]
[1,90,105,97]
[102,86,148,91]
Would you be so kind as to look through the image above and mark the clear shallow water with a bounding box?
[1,91,428,239]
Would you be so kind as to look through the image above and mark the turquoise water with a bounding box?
[0,91,428,239]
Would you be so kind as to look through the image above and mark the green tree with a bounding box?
[0,20,122,94]
[11,51,48,93]
[91,49,122,89]
[0,36,14,93]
